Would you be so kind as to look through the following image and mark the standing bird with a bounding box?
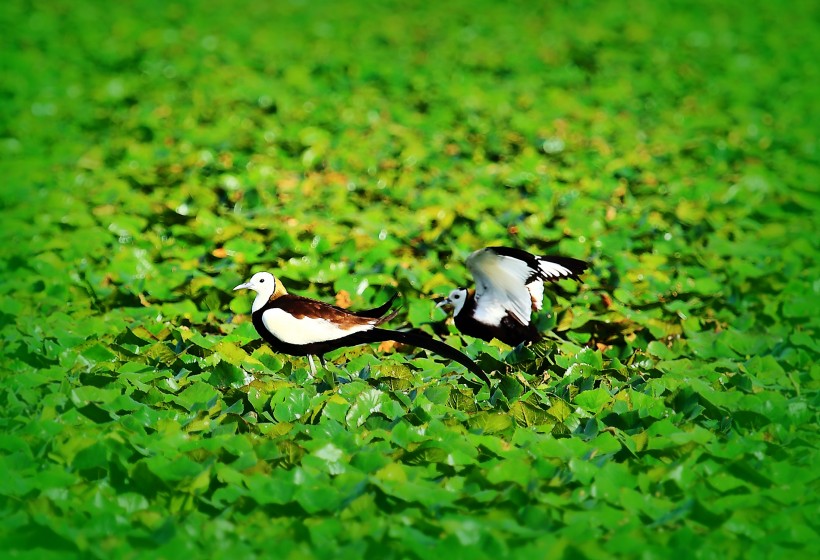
[233,271,490,386]
[436,247,588,346]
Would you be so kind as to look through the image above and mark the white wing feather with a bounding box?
[526,280,544,311]
[538,260,574,279]
[466,248,534,326]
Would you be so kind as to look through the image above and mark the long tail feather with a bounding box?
[355,328,491,386]
[353,292,400,318]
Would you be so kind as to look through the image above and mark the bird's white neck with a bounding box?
[251,287,274,313]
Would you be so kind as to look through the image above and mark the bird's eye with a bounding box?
[259,278,265,283]
[454,294,460,299]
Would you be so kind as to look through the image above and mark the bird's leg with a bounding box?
[308,355,317,377]
[317,355,339,388]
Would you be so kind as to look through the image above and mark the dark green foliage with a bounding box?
[1,0,818,558]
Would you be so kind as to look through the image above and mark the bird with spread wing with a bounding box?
[436,247,588,346]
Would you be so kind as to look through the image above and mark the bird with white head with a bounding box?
[437,247,588,346]
[233,271,490,386]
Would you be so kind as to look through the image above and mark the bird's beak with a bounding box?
[435,297,451,309]
[233,282,251,291]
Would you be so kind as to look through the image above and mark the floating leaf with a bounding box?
[574,388,612,413]
[1,1,815,557]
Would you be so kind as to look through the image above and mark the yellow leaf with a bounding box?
[375,463,407,484]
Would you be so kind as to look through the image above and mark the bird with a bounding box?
[233,271,490,386]
[436,246,588,346]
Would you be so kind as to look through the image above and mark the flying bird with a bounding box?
[436,246,588,346]
[233,272,490,386]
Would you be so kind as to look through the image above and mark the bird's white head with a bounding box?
[436,288,469,316]
[234,271,278,312]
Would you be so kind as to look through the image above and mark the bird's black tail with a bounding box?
[354,292,400,319]
[354,328,491,387]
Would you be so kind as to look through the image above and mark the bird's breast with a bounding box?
[260,308,374,345]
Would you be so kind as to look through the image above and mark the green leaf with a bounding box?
[245,472,295,505]
[79,343,117,365]
[574,347,604,370]
[173,382,219,411]
[468,412,514,434]
[271,387,312,423]
[144,455,206,482]
[574,388,611,413]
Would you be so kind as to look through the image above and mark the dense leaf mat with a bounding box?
[1,0,818,557]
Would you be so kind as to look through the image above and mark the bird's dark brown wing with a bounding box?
[271,295,377,328]
[273,294,399,327]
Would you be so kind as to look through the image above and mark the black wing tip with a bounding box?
[540,255,589,278]
[484,246,589,279]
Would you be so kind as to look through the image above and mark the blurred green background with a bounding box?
[1,0,818,558]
